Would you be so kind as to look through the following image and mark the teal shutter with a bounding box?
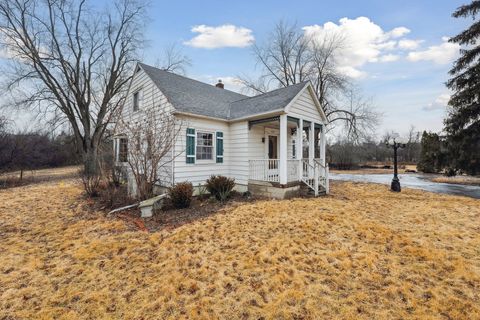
[216,132,223,163]
[186,128,195,164]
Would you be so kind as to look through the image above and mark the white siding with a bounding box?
[287,88,324,124]
[173,116,230,186]
[228,121,249,186]
[248,125,296,160]
[248,125,265,160]
[120,67,175,186]
[288,133,295,160]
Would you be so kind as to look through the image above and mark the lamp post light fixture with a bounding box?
[385,138,406,192]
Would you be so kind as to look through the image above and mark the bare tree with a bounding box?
[339,88,380,141]
[0,0,146,176]
[240,21,379,141]
[154,43,192,75]
[404,125,421,163]
[117,107,182,200]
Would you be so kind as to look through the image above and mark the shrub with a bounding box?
[205,175,235,201]
[97,180,131,210]
[168,182,193,208]
[81,172,101,197]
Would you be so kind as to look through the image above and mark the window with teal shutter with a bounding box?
[216,132,223,163]
[186,128,195,163]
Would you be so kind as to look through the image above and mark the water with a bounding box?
[330,173,480,199]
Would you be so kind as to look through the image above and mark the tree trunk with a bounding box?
[83,145,99,176]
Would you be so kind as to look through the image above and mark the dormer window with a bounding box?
[133,91,141,111]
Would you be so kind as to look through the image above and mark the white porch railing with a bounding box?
[248,159,329,195]
[249,159,280,182]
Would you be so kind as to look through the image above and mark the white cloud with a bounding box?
[407,37,460,64]
[184,24,254,49]
[197,75,245,93]
[387,27,411,38]
[337,66,367,79]
[302,17,412,78]
[424,93,450,111]
[398,39,423,50]
[379,54,400,62]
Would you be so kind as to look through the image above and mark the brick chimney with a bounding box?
[215,79,224,89]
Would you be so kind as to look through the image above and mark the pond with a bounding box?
[330,173,480,199]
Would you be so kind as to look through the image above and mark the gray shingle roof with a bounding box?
[138,63,308,120]
[229,82,308,119]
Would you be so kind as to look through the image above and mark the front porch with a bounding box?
[246,114,329,197]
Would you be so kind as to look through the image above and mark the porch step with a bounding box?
[299,183,327,197]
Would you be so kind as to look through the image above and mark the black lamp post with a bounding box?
[385,138,406,192]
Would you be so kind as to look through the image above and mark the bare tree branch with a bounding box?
[116,104,183,200]
[154,43,192,75]
[0,0,147,175]
[241,20,381,142]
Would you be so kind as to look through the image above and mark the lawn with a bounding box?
[0,178,479,319]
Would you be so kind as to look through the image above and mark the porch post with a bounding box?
[114,138,119,162]
[321,124,326,166]
[297,118,303,180]
[309,121,315,165]
[279,114,288,185]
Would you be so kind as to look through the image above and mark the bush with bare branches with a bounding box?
[117,107,182,200]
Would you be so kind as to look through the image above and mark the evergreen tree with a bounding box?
[445,1,480,175]
[418,131,445,173]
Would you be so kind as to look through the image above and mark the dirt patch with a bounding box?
[132,192,263,232]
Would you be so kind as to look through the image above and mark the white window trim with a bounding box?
[195,130,215,163]
[115,136,128,163]
[133,89,142,112]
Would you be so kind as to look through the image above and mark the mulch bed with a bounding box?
[139,192,263,232]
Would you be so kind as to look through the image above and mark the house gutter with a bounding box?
[173,109,286,123]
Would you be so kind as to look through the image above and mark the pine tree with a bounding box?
[445,1,480,175]
[418,131,446,173]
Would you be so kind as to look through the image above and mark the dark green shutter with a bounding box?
[216,131,223,163]
[186,128,195,164]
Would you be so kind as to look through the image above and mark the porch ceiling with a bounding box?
[249,119,297,130]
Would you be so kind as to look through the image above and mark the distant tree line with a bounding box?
[328,127,421,169]
[0,117,81,178]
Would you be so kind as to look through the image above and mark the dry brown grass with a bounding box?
[0,166,80,188]
[331,164,418,175]
[431,175,480,186]
[1,177,479,319]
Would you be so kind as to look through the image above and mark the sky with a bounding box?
[137,0,469,137]
[0,0,472,137]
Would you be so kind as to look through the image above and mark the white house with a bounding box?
[114,63,329,199]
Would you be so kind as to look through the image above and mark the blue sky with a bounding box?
[139,0,469,136]
[0,0,470,137]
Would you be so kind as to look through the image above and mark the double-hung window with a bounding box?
[133,90,141,111]
[196,132,214,160]
[118,138,128,162]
